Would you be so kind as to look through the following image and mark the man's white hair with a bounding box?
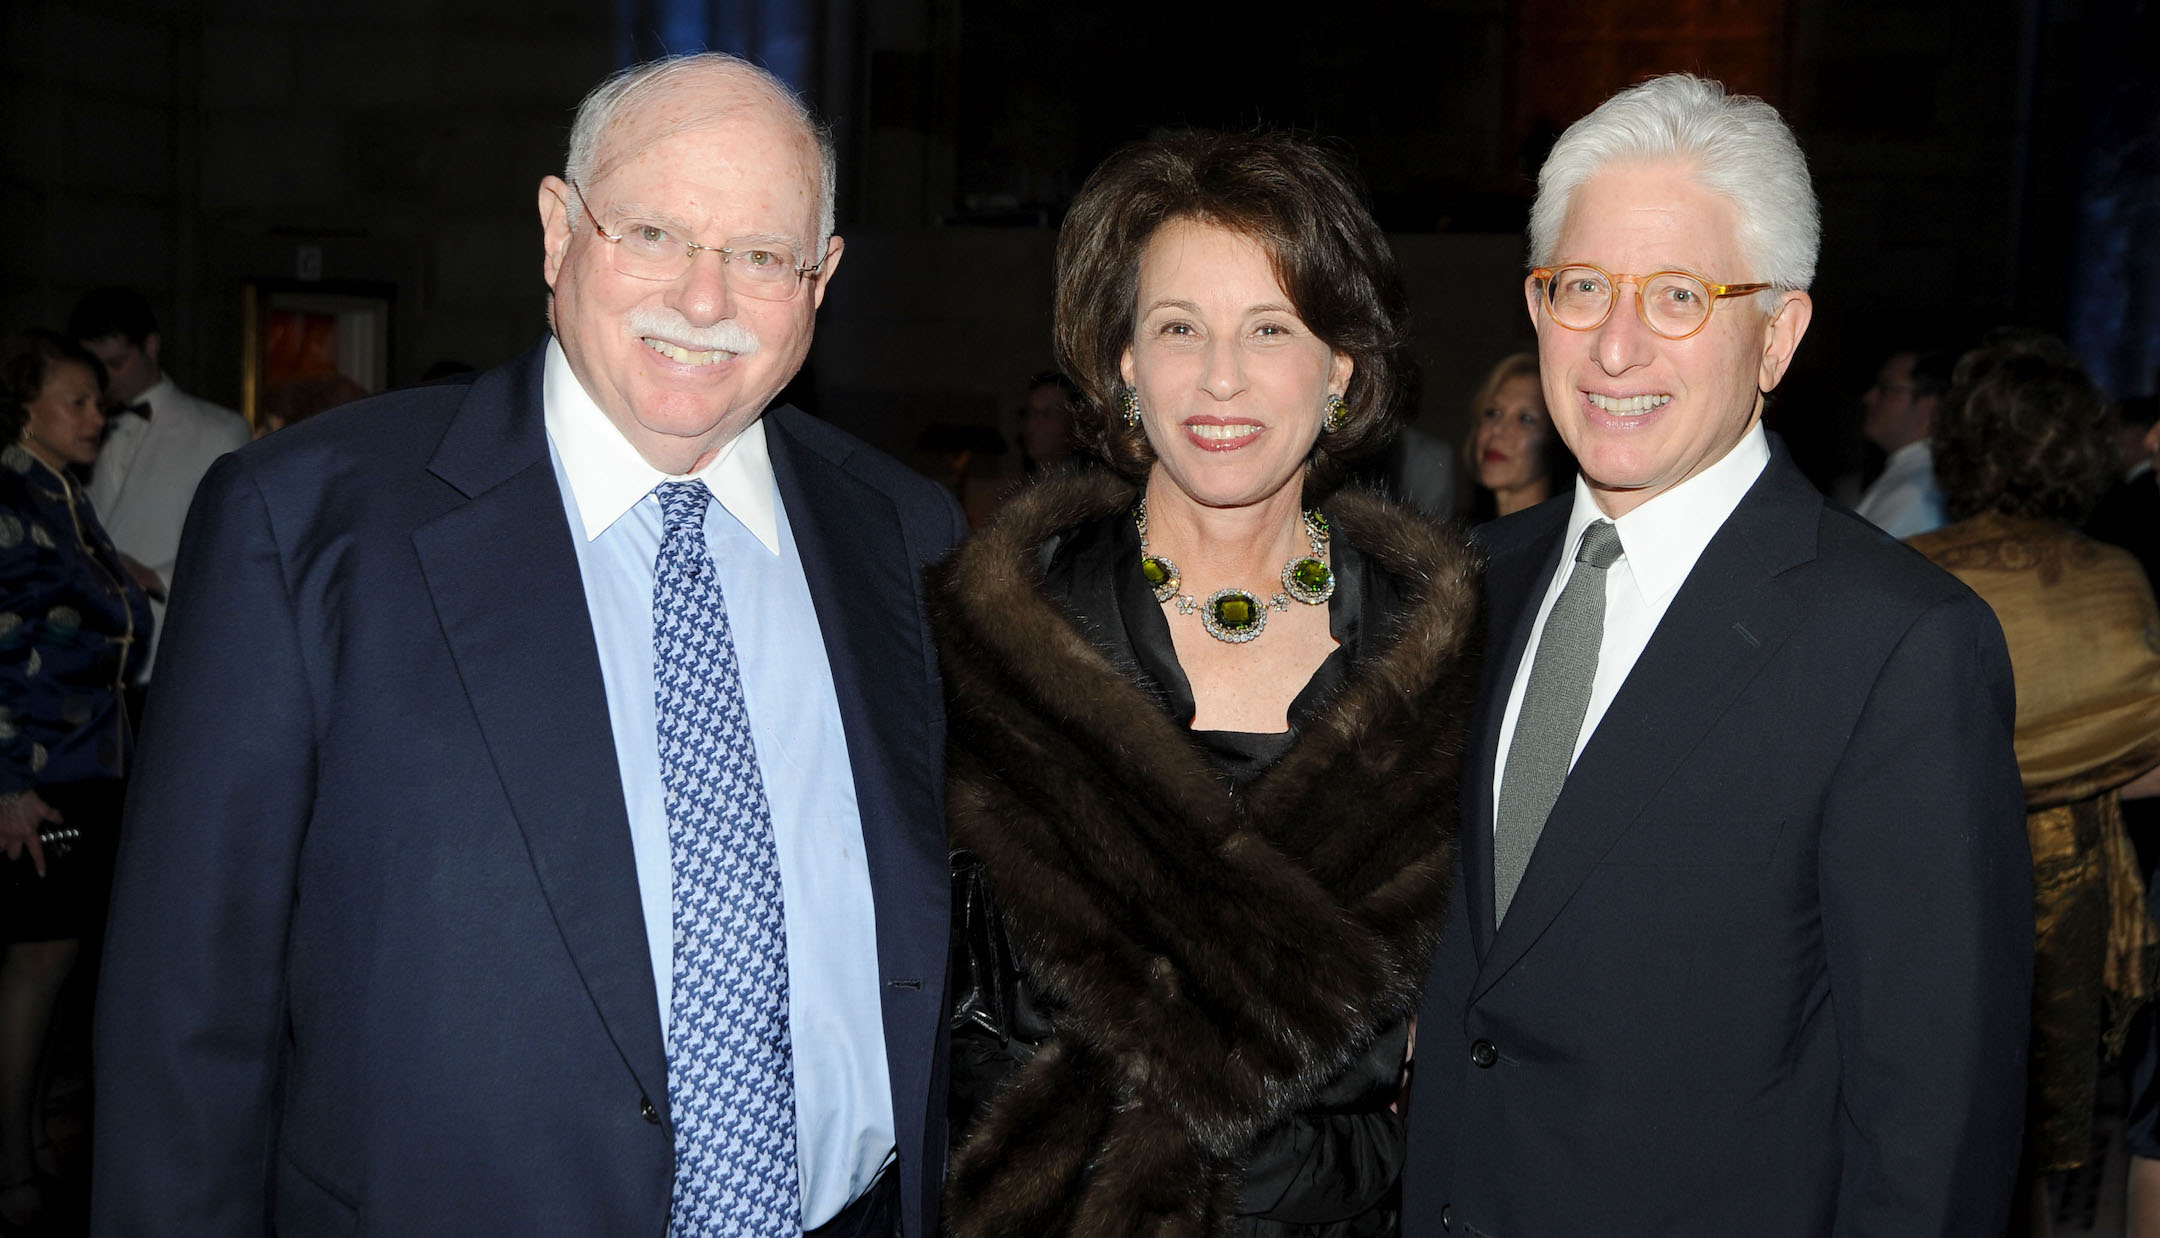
[1528,73,1819,291]
[563,52,838,252]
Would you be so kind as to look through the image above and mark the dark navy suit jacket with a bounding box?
[91,343,965,1237]
[1404,442,2034,1237]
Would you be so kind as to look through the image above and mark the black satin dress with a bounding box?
[950,506,1411,1237]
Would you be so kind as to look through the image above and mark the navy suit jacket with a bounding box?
[1403,442,2034,1237]
[92,343,966,1237]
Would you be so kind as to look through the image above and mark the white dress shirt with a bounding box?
[1492,425,1772,826]
[87,375,251,678]
[542,341,895,1228]
[1853,439,1946,540]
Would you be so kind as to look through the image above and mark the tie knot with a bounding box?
[654,480,711,535]
[1576,519,1623,569]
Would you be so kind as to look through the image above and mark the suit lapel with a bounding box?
[1463,511,1568,960]
[1470,452,1822,1003]
[411,349,669,1108]
[765,410,947,1210]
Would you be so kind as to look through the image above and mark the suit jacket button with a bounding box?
[1470,1039,1498,1068]
[1441,1203,1454,1230]
[640,1096,661,1124]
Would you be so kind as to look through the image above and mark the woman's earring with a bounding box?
[1322,393,1348,433]
[1123,387,1144,429]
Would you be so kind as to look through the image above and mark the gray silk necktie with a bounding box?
[1493,519,1624,926]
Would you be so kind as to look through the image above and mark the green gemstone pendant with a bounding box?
[1141,554,1181,603]
[1200,588,1267,643]
[1283,555,1336,605]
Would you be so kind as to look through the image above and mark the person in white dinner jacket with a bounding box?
[68,287,252,675]
[1852,347,1951,539]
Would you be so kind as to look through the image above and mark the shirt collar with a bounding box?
[1883,438,1932,474]
[132,375,176,418]
[541,337,780,552]
[1564,422,1771,607]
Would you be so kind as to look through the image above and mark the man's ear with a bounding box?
[808,235,845,311]
[142,332,161,369]
[1757,291,1813,392]
[538,177,574,290]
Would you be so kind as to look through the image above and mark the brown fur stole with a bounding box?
[930,471,1481,1237]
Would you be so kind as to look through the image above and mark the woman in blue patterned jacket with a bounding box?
[0,329,151,1228]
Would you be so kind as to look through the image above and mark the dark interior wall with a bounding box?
[870,0,2068,480]
[4,1,195,379]
[1776,0,2029,487]
[3,0,2139,492]
[3,0,612,413]
[2015,0,2160,401]
[945,0,1518,231]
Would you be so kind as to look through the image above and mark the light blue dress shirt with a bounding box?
[541,341,895,1230]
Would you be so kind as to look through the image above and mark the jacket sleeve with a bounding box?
[1819,591,2032,1236]
[0,506,46,794]
[92,452,317,1237]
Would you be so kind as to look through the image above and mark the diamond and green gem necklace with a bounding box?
[1134,497,1335,644]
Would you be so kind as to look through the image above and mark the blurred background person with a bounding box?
[1460,351,1572,522]
[0,331,152,1231]
[2109,395,2160,1238]
[1014,370,1080,479]
[1351,414,1456,524]
[915,420,1009,529]
[2114,393,2160,483]
[1853,347,1952,539]
[924,371,1086,528]
[1907,336,2160,1237]
[938,131,1477,1237]
[2086,393,2160,590]
[65,288,247,700]
[255,372,369,439]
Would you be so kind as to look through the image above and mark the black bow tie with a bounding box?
[120,401,150,420]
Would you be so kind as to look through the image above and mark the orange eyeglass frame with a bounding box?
[1531,263,1772,341]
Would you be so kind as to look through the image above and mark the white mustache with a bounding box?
[624,309,761,356]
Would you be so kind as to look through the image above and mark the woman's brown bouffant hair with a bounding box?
[1052,130,1413,487]
[1932,332,2118,525]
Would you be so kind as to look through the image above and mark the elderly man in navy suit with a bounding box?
[93,53,963,1237]
[1403,75,2033,1237]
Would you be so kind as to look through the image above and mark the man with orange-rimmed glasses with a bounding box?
[1404,73,2031,1237]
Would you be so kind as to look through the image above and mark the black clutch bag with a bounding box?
[3,824,81,887]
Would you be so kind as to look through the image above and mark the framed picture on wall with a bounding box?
[241,279,395,432]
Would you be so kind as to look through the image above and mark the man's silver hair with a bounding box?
[563,52,838,252]
[1528,74,1820,291]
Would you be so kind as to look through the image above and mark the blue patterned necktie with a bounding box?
[652,480,800,1236]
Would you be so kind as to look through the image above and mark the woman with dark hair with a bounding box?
[1907,335,2160,1233]
[935,132,1478,1237]
[0,330,152,1227]
[1460,352,1573,521]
